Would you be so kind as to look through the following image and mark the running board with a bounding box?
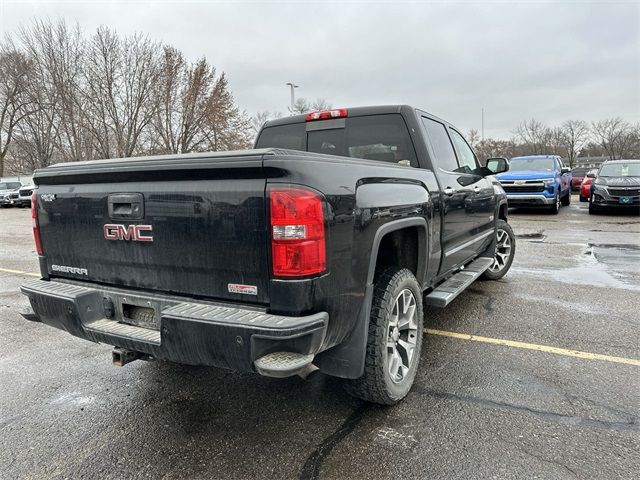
[424,257,493,308]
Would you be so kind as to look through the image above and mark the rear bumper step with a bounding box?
[21,279,328,375]
[424,257,493,308]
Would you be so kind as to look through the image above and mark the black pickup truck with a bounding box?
[21,105,515,405]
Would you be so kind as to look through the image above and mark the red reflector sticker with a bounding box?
[228,283,258,295]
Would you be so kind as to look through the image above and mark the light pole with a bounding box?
[286,82,298,113]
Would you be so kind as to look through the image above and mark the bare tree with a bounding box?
[474,138,518,165]
[202,73,252,151]
[290,97,332,115]
[0,44,36,177]
[151,47,217,154]
[591,118,637,160]
[466,129,480,149]
[251,110,283,136]
[84,27,161,159]
[290,98,310,115]
[9,78,59,172]
[514,119,551,155]
[559,120,589,168]
[19,19,92,162]
[310,98,332,112]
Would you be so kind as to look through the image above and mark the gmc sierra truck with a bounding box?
[20,105,515,405]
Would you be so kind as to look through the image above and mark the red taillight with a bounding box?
[305,108,348,122]
[269,186,326,277]
[31,192,43,255]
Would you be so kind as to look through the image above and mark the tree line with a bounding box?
[0,19,252,177]
[468,117,640,168]
[2,19,638,177]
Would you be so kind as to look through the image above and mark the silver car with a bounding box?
[0,181,23,208]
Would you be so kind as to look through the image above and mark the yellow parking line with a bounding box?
[425,328,640,367]
[0,267,40,277]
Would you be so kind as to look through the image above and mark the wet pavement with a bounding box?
[1,195,639,479]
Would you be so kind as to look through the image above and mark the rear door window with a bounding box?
[421,117,459,172]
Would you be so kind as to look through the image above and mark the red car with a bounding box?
[571,167,589,190]
[579,169,597,202]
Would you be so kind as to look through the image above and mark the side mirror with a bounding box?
[485,157,509,174]
[586,172,596,179]
[561,167,570,174]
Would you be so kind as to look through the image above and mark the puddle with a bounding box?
[512,243,640,291]
[589,243,640,266]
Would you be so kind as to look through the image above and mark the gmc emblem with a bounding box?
[103,224,153,242]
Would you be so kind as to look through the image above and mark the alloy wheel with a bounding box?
[490,228,512,273]
[387,289,419,383]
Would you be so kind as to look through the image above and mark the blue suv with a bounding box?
[496,155,572,214]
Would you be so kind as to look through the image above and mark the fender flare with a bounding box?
[366,217,429,285]
[315,216,429,379]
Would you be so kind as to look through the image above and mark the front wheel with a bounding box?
[481,219,516,280]
[343,268,423,405]
[549,193,560,214]
[561,190,571,206]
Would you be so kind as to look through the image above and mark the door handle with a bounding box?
[443,187,455,195]
[108,193,144,220]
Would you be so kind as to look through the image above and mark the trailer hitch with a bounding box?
[112,347,145,367]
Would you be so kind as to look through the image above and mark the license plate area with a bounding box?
[121,302,158,329]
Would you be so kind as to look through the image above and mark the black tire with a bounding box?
[549,193,560,214]
[579,195,587,203]
[561,191,571,206]
[343,267,423,405]
[481,220,516,281]
[588,195,597,214]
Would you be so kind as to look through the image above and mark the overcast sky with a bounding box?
[1,0,638,138]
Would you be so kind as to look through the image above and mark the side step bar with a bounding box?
[424,257,494,308]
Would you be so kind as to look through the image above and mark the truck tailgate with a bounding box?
[34,153,270,304]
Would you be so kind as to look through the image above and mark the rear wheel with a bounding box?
[561,190,571,206]
[481,220,516,280]
[579,195,587,203]
[343,268,423,405]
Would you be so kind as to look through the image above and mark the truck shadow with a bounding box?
[103,360,372,478]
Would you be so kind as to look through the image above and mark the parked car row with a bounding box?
[0,181,34,208]
[488,157,640,215]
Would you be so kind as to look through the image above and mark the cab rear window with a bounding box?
[256,114,418,167]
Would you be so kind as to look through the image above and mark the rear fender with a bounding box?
[314,217,428,379]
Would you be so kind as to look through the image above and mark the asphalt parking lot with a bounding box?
[1,196,638,480]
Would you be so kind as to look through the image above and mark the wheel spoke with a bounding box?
[397,338,415,364]
[388,347,401,379]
